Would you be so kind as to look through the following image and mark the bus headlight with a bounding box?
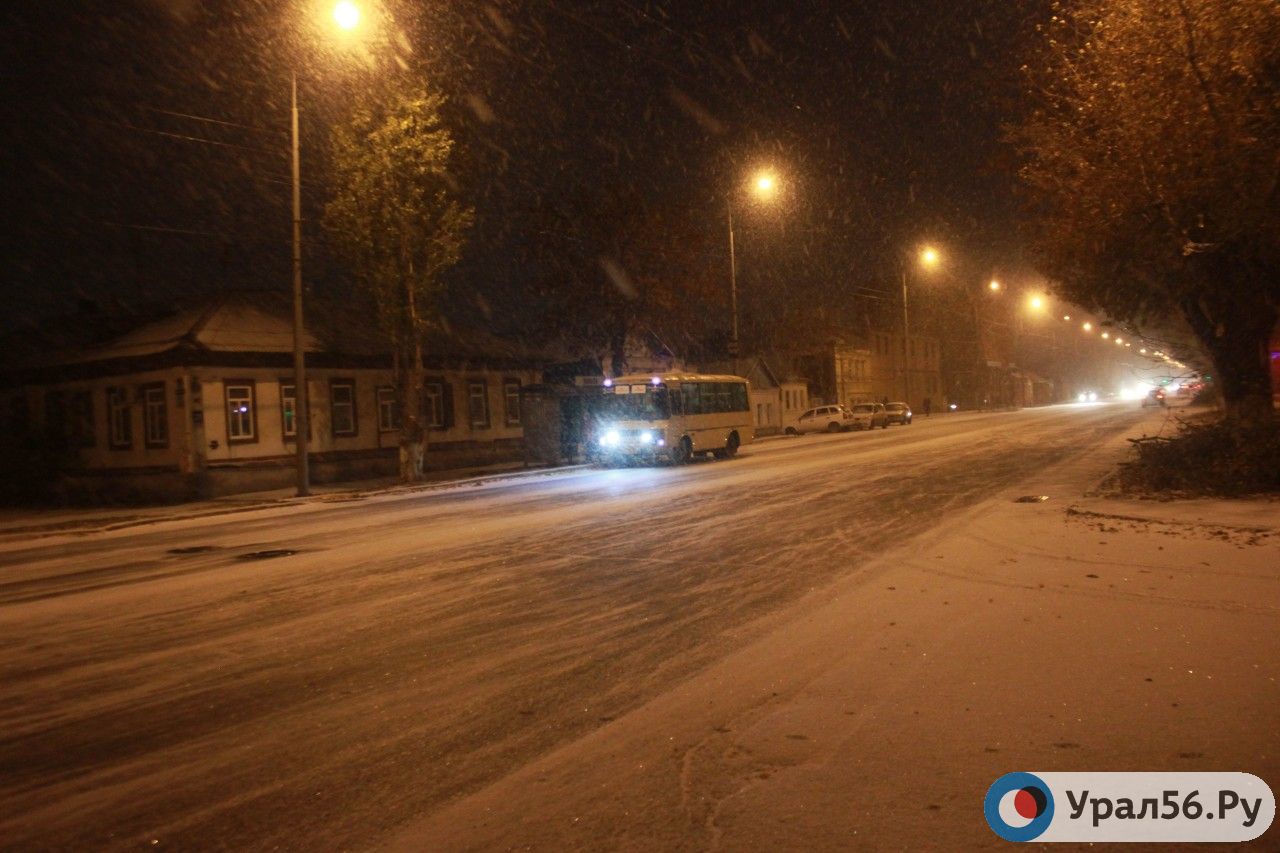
[599,429,621,447]
[639,430,654,444]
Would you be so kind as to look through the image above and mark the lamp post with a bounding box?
[289,2,363,497]
[727,170,778,364]
[290,71,310,497]
[900,245,940,407]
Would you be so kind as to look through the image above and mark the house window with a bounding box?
[225,382,255,442]
[330,380,357,436]
[377,386,400,432]
[423,382,444,429]
[70,390,94,448]
[503,379,521,426]
[281,383,297,439]
[467,380,489,428]
[144,384,169,448]
[108,387,132,448]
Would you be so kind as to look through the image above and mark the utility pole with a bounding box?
[727,200,739,369]
[901,265,911,407]
[291,72,310,496]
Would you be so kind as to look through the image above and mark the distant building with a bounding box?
[767,330,942,412]
[0,293,543,502]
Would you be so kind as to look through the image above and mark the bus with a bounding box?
[589,373,754,465]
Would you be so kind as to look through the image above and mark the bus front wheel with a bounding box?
[670,437,693,465]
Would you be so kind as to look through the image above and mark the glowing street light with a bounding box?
[1027,294,1045,312]
[901,244,942,406]
[727,168,781,357]
[333,0,361,29]
[1101,331,1110,339]
[988,279,1001,292]
[1082,321,1093,332]
[1062,314,1071,321]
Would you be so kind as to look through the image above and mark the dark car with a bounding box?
[884,402,913,425]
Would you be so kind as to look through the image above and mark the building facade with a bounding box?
[1,296,542,502]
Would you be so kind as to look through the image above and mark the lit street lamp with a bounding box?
[900,245,941,406]
[727,169,779,359]
[289,2,363,497]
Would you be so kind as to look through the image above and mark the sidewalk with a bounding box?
[0,459,587,541]
[385,416,1280,850]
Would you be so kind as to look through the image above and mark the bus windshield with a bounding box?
[596,385,670,421]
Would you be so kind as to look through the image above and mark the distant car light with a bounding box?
[599,428,621,447]
[949,402,958,411]
[639,430,654,444]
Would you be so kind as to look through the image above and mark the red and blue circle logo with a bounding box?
[985,772,1055,842]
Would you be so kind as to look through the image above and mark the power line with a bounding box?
[82,115,283,159]
[139,105,287,138]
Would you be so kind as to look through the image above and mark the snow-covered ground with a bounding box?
[1,403,1275,850]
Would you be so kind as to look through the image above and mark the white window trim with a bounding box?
[377,386,399,433]
[225,383,256,442]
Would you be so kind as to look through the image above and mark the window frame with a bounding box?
[422,380,445,429]
[280,381,297,440]
[329,379,358,437]
[70,389,95,448]
[502,379,521,426]
[143,382,170,449]
[107,386,132,449]
[376,385,400,433]
[467,379,490,428]
[224,380,256,444]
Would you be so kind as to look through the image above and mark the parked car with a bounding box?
[1141,388,1167,408]
[846,402,889,430]
[787,404,858,434]
[883,402,913,425]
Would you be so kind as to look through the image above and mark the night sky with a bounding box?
[1,0,1051,351]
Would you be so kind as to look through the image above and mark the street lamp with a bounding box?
[289,1,364,497]
[900,244,941,407]
[727,169,779,359]
[988,279,1001,292]
[333,1,360,29]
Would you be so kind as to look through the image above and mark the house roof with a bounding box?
[2,290,555,382]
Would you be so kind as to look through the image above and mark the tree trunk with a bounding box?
[398,261,427,482]
[1177,263,1276,427]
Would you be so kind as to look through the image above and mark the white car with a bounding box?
[786,404,858,434]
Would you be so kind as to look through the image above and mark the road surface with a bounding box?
[1,404,1159,849]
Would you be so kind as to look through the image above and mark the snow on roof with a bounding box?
[14,291,550,371]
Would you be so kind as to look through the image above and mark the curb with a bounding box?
[0,462,594,542]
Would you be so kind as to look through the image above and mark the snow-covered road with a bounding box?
[0,404,1154,850]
